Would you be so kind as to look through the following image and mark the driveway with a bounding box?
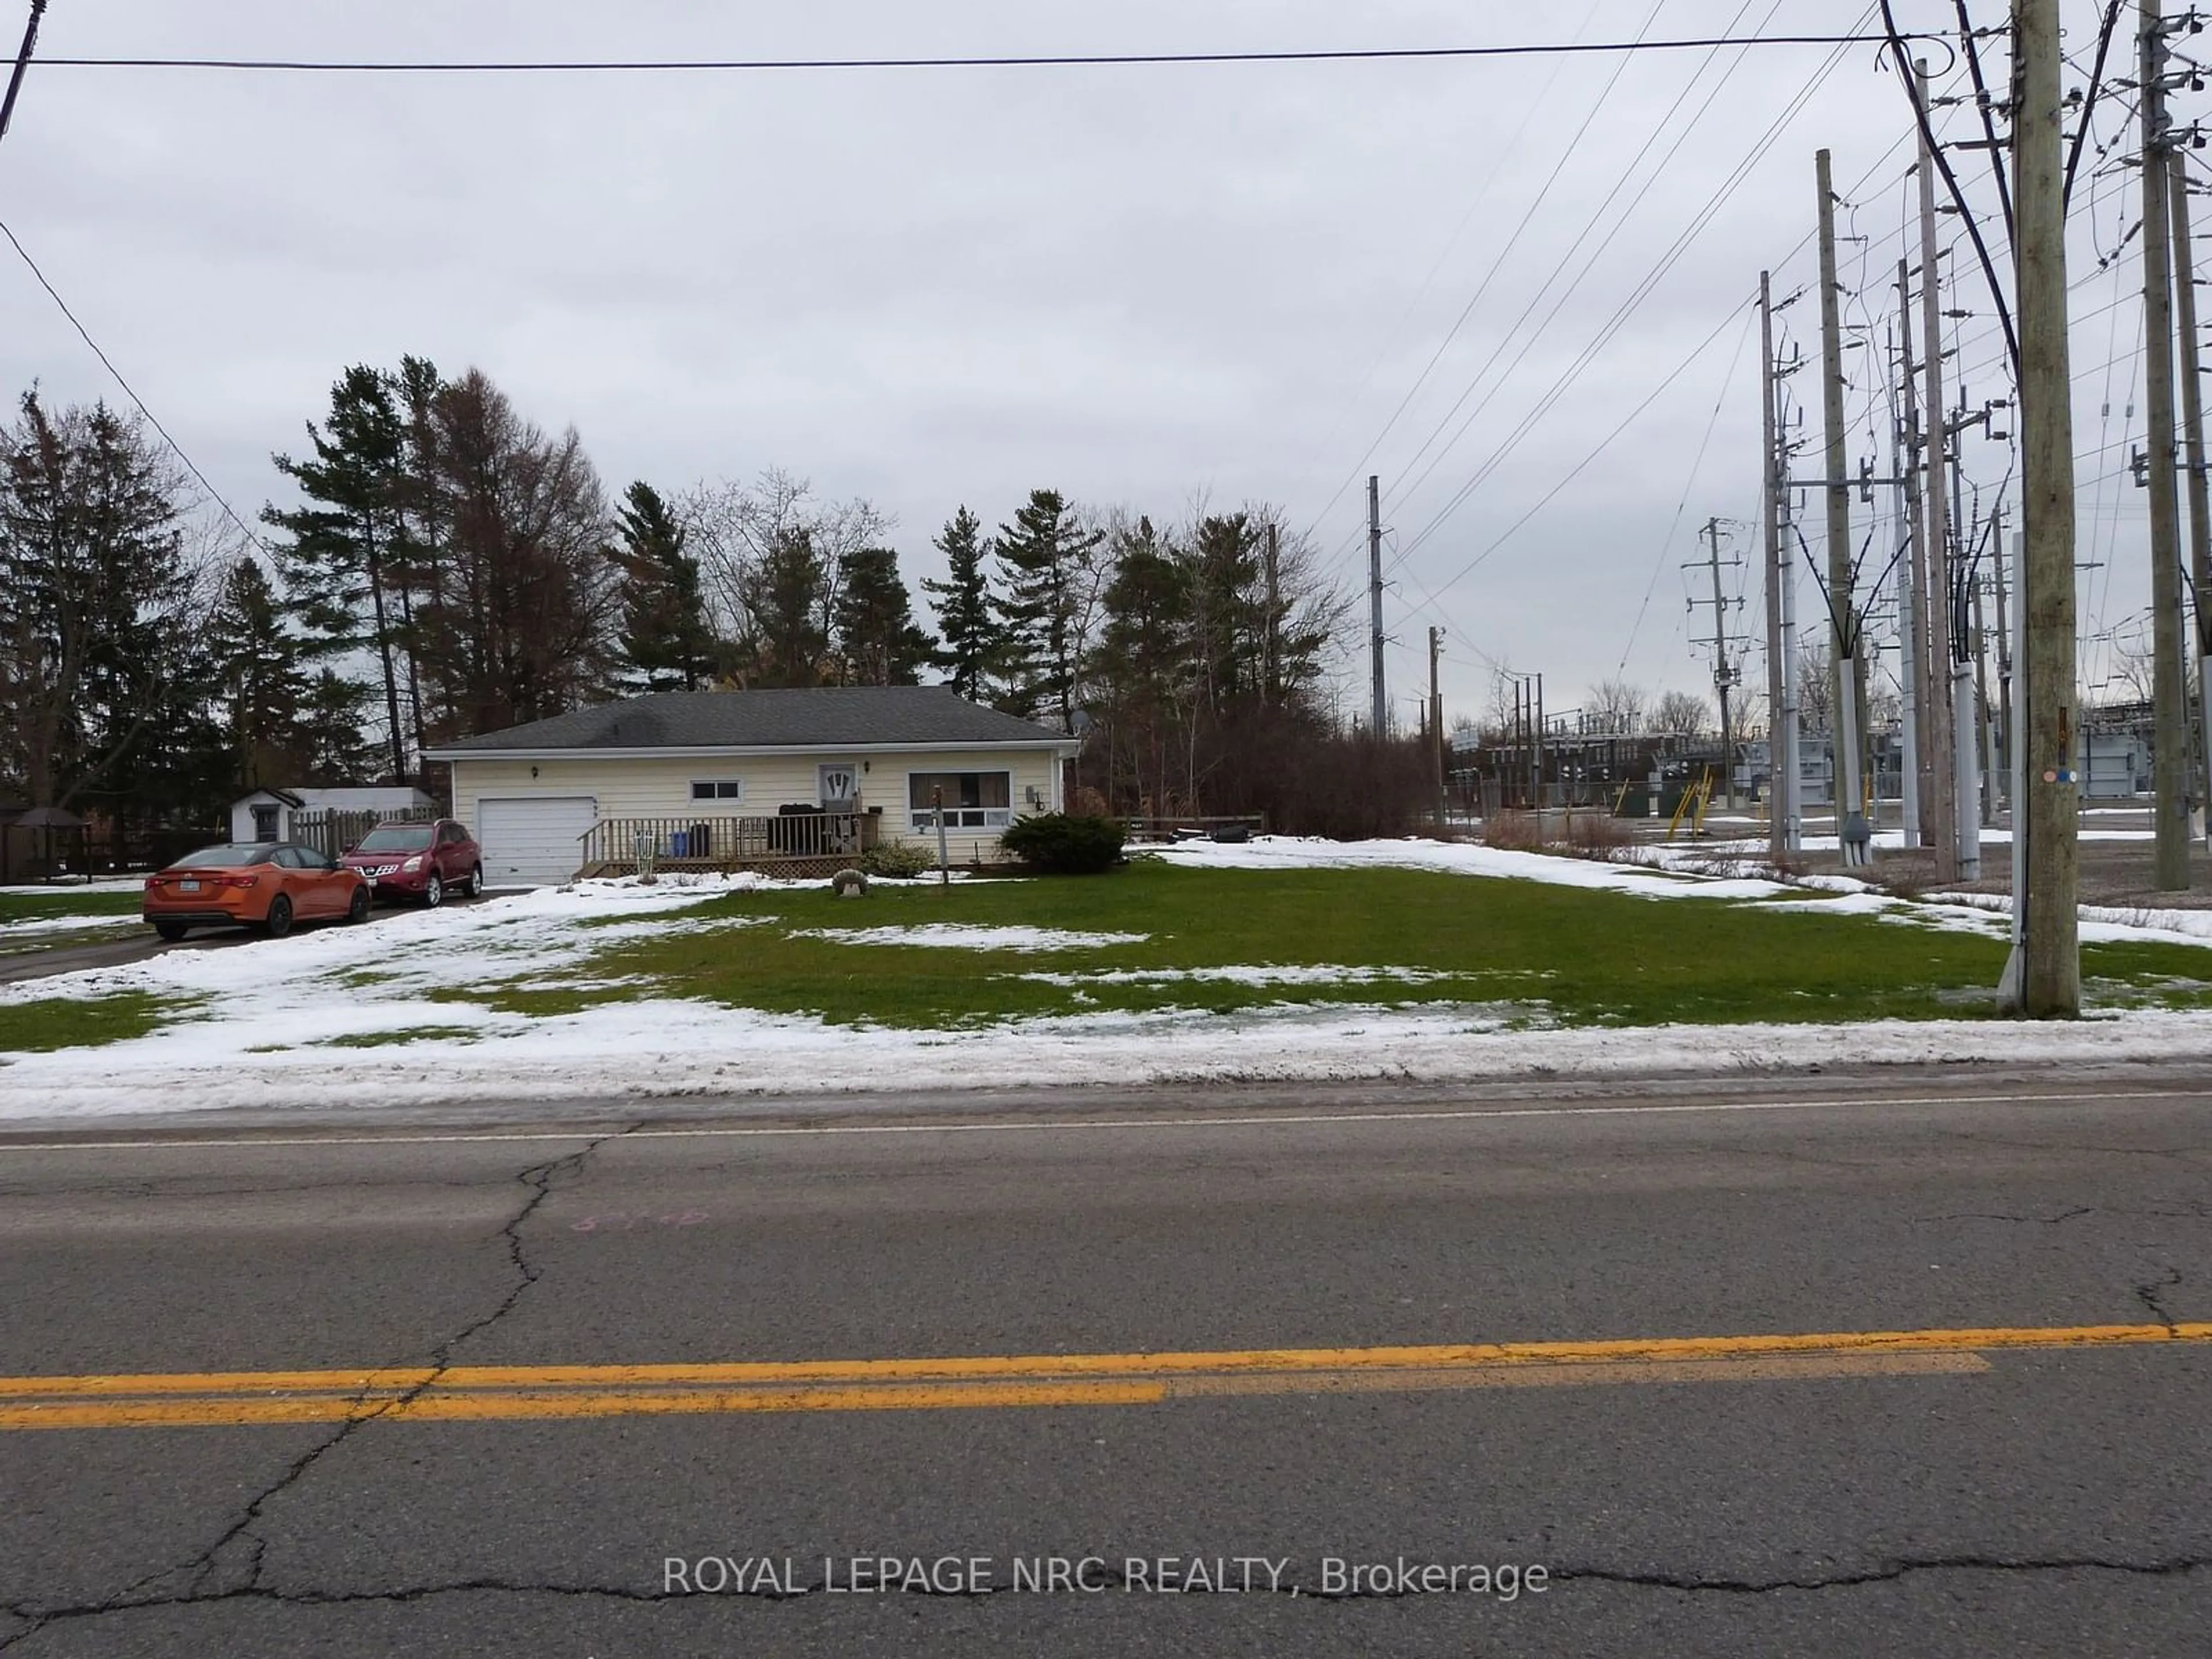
[0,891,527,985]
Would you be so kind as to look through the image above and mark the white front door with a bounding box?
[817,761,859,806]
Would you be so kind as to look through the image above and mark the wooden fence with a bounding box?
[288,806,440,861]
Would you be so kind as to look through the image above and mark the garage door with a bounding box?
[475,797,597,886]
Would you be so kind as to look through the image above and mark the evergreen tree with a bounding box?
[611,480,715,691]
[995,488,1103,729]
[411,368,618,732]
[202,559,313,789]
[298,669,379,782]
[1183,512,1264,712]
[264,366,411,779]
[0,391,197,810]
[921,506,997,702]
[743,524,828,687]
[833,546,937,685]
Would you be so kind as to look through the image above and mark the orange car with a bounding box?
[142,842,371,941]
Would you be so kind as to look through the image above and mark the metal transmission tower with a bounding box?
[2140,0,2194,889]
[1685,518,1749,809]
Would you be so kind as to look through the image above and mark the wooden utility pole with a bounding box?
[1428,626,1446,825]
[2171,165,2212,842]
[1367,475,1386,736]
[2010,0,2081,1014]
[2142,0,2192,888]
[1991,535,2008,827]
[1817,149,1867,842]
[1918,60,1968,879]
[1695,517,1740,808]
[1760,271,1792,854]
[1991,506,2013,815]
[0,0,46,145]
[1897,271,1929,851]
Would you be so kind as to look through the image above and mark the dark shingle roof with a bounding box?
[426,687,1073,754]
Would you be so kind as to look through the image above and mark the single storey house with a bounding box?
[229,786,437,845]
[421,686,1081,885]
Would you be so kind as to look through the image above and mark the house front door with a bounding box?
[817,762,859,806]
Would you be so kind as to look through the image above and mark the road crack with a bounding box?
[2135,1266,2184,1334]
[0,1127,635,1653]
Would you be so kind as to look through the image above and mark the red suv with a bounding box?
[341,819,484,907]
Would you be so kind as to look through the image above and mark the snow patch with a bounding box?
[793,924,1150,952]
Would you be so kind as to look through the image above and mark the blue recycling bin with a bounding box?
[669,831,688,857]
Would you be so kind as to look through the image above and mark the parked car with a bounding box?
[142,842,370,941]
[340,819,483,907]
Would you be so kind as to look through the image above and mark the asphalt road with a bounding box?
[1,1070,2209,1657]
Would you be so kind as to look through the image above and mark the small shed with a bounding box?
[230,786,437,846]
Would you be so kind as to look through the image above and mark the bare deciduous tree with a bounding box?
[1651,688,1714,737]
[680,468,889,685]
[1585,677,1647,734]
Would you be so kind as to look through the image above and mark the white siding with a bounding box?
[477,796,598,885]
[445,747,1065,865]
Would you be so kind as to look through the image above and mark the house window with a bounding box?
[908,771,1012,831]
[251,804,281,841]
[690,780,744,802]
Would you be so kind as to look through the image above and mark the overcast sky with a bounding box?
[0,2,2161,727]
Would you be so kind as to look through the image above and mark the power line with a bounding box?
[1294,0,1681,548]
[0,216,266,554]
[39,35,1952,75]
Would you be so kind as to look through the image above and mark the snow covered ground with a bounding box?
[1,843,2206,1122]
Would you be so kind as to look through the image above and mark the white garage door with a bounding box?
[475,797,597,886]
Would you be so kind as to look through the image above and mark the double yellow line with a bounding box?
[2,1323,2204,1431]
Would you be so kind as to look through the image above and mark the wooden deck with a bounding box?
[578,812,881,880]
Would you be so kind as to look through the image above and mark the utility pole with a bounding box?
[2010,0,2081,1015]
[1991,506,2013,816]
[2172,165,2212,844]
[1535,673,1547,808]
[0,0,46,145]
[1367,475,1386,737]
[1948,426,1982,869]
[1760,271,1793,855]
[1896,278,1927,851]
[1973,536,1996,825]
[1691,517,1741,809]
[1919,60,1968,880]
[1817,149,1868,854]
[1428,626,1446,826]
[2142,0,2192,889]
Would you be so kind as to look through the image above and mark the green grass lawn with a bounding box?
[0,991,187,1054]
[0,889,143,927]
[429,862,2212,1029]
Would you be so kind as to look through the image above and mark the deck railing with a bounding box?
[581,810,881,870]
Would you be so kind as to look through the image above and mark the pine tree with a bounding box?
[743,525,828,687]
[202,559,313,789]
[0,391,196,811]
[833,546,937,685]
[298,669,379,782]
[921,506,998,702]
[265,366,411,779]
[995,488,1103,729]
[611,480,715,691]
